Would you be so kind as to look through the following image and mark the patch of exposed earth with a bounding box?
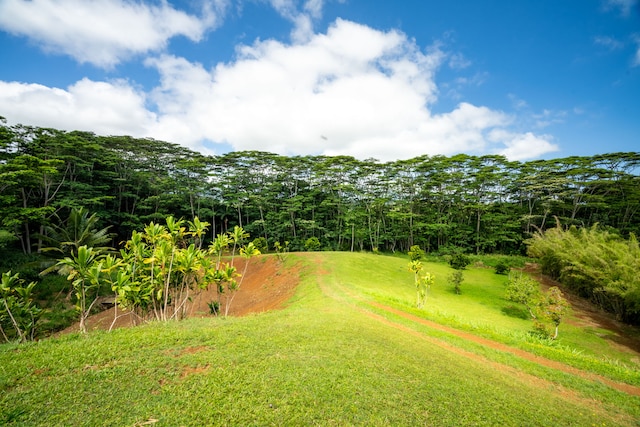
[63,255,300,333]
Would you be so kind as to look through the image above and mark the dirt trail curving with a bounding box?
[74,253,640,399]
[309,253,640,398]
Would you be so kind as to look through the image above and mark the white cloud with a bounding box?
[604,0,638,16]
[0,79,156,136]
[593,35,625,50]
[490,130,559,161]
[0,18,558,161]
[0,0,225,67]
[144,19,554,160]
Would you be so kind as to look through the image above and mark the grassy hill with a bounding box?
[1,252,639,426]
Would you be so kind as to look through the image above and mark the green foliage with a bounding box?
[447,270,464,294]
[537,286,570,339]
[0,230,16,249]
[526,224,640,323]
[505,274,570,339]
[408,260,434,308]
[252,237,268,253]
[408,245,425,261]
[494,260,511,275]
[40,207,113,258]
[505,274,541,320]
[112,218,260,322]
[448,253,471,270]
[2,120,640,263]
[304,236,322,251]
[0,271,42,342]
[274,241,290,262]
[1,252,638,426]
[56,245,104,334]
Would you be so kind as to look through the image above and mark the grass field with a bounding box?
[1,252,639,426]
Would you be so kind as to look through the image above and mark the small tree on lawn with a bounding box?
[538,286,570,339]
[304,237,321,252]
[505,274,541,319]
[409,260,434,308]
[448,270,464,295]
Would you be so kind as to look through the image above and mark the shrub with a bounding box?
[447,270,464,294]
[494,261,510,275]
[304,237,322,252]
[252,237,268,253]
[408,245,425,261]
[449,253,471,270]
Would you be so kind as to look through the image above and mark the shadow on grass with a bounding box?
[501,305,530,320]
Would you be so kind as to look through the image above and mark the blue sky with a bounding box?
[0,0,638,161]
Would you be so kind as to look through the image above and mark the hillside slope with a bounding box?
[2,252,639,426]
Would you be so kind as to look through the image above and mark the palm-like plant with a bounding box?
[40,207,113,257]
[57,245,104,333]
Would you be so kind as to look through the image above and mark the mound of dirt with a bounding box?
[64,255,301,333]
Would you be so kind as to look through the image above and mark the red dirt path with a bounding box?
[73,254,640,398]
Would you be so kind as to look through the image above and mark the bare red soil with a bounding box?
[68,255,300,332]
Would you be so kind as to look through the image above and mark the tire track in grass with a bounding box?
[316,278,638,424]
[367,301,640,397]
[316,267,640,398]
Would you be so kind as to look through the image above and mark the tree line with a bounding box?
[1,118,639,256]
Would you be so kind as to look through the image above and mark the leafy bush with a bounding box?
[448,253,471,270]
[408,245,425,261]
[494,260,510,275]
[252,237,268,253]
[0,230,16,249]
[447,270,464,294]
[304,237,322,252]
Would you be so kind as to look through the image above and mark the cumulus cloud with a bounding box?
[490,130,558,161]
[0,18,558,161]
[0,79,156,136]
[144,19,555,160]
[0,0,225,67]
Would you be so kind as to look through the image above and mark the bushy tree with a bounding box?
[494,260,510,275]
[505,274,541,319]
[448,253,471,270]
[447,270,464,295]
[408,245,425,261]
[505,274,571,339]
[304,236,322,251]
[252,237,268,253]
[538,286,570,339]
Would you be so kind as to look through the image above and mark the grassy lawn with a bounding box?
[1,252,639,426]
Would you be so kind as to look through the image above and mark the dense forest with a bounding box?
[1,118,639,255]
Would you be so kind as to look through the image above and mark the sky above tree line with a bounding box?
[0,0,638,162]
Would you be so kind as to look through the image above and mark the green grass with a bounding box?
[1,252,639,426]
